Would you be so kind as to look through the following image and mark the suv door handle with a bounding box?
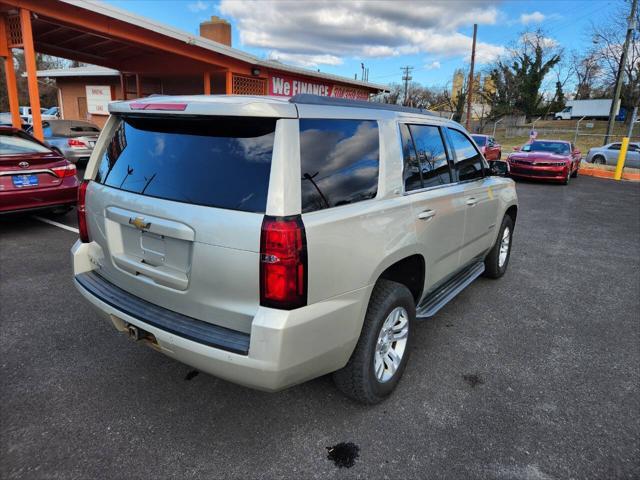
[466,197,478,206]
[418,209,436,220]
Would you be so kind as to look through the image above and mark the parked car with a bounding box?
[585,142,640,169]
[471,134,502,160]
[71,94,518,404]
[41,120,100,164]
[43,106,60,119]
[0,126,79,214]
[17,106,59,124]
[507,139,581,184]
[0,112,31,131]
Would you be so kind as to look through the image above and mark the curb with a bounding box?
[579,164,640,182]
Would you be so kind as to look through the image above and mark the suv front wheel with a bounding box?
[483,214,514,278]
[333,279,415,404]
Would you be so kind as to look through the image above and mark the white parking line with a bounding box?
[33,216,79,234]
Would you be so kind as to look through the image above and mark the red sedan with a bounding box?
[471,134,502,160]
[507,140,581,185]
[0,126,79,214]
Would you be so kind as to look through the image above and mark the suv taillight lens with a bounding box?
[77,180,90,243]
[260,216,307,310]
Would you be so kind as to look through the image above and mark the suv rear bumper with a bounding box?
[72,241,370,391]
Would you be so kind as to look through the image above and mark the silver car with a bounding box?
[42,120,100,164]
[71,94,518,403]
[586,142,640,169]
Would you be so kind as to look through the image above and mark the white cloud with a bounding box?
[520,32,558,49]
[188,1,209,13]
[520,11,545,24]
[425,61,441,70]
[219,0,505,67]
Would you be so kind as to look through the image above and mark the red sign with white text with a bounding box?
[269,74,369,100]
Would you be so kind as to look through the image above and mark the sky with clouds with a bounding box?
[105,0,619,88]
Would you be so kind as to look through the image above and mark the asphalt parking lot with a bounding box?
[1,176,639,480]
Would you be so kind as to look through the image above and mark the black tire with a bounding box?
[483,215,514,279]
[571,165,579,178]
[592,155,606,165]
[333,279,415,404]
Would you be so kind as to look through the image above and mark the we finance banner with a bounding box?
[269,74,369,100]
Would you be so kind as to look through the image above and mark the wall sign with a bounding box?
[86,85,112,115]
[269,75,369,100]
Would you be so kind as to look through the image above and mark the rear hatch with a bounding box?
[84,113,281,334]
[0,130,70,192]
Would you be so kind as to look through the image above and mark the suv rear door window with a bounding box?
[447,128,485,182]
[409,125,451,188]
[400,124,422,191]
[299,119,379,213]
[95,116,276,213]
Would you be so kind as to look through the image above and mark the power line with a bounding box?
[401,65,413,106]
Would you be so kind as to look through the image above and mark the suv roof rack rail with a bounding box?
[289,94,438,116]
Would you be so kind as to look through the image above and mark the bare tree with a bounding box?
[571,50,601,99]
[589,1,640,112]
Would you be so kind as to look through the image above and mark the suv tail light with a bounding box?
[260,216,307,310]
[77,180,90,243]
[51,163,77,178]
[68,138,87,148]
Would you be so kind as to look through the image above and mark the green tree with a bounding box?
[548,81,566,114]
[485,30,562,119]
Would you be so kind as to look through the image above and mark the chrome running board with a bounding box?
[416,262,485,319]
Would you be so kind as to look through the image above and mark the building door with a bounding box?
[77,97,88,120]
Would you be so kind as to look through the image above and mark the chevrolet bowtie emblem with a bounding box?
[129,216,151,231]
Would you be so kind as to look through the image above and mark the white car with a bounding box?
[71,94,518,404]
[18,106,59,124]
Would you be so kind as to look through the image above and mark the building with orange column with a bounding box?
[0,1,387,140]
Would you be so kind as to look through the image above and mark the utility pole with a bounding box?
[604,0,637,144]
[465,23,478,131]
[401,66,413,106]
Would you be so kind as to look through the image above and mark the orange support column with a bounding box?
[225,71,233,95]
[19,9,43,140]
[203,71,211,95]
[0,17,21,129]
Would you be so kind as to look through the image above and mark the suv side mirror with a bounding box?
[488,160,509,177]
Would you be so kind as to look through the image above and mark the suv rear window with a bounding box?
[95,116,276,213]
[299,119,379,213]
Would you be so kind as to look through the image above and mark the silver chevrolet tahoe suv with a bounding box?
[72,94,518,404]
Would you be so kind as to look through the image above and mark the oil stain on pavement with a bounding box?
[326,442,360,468]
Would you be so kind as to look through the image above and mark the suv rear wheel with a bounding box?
[333,279,415,404]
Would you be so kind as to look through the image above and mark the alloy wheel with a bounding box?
[498,226,511,268]
[374,307,409,383]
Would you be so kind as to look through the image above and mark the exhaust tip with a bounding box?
[128,325,140,341]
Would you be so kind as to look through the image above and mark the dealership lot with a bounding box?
[1,177,638,479]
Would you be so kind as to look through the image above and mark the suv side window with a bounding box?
[609,143,621,150]
[299,119,379,213]
[447,128,485,182]
[400,124,422,191]
[409,124,451,188]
